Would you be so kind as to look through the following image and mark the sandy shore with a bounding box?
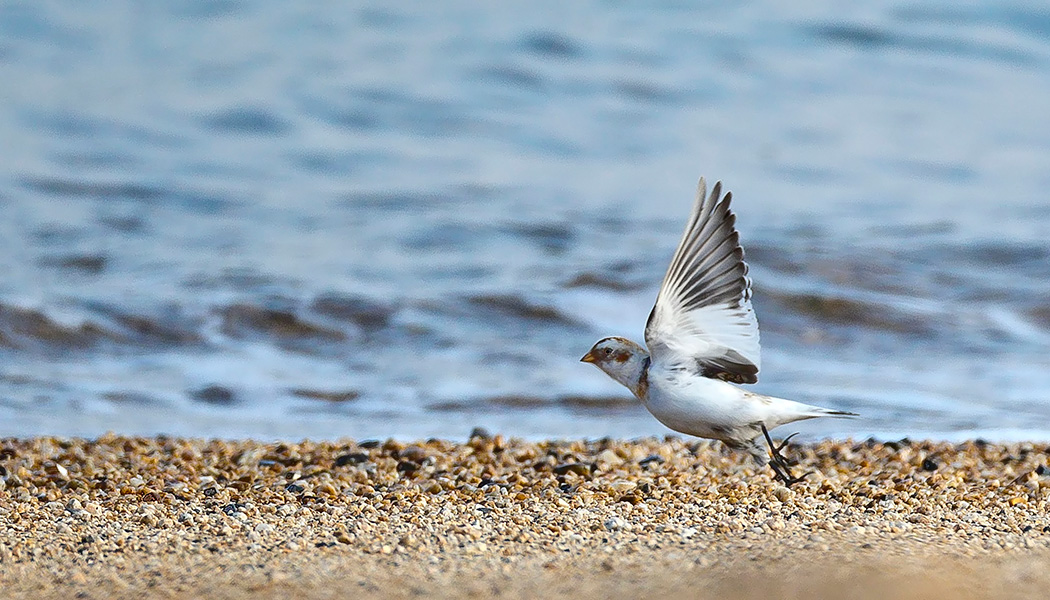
[1,432,1049,599]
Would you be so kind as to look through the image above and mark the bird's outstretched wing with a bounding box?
[644,178,761,384]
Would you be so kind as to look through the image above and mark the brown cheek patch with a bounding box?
[613,351,630,363]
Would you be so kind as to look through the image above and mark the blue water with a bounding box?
[2,1,1050,441]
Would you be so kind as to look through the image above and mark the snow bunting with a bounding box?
[581,178,855,485]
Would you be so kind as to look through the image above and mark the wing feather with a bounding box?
[644,178,761,384]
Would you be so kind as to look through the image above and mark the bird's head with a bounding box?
[580,336,649,393]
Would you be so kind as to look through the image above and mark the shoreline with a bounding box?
[1,434,1049,599]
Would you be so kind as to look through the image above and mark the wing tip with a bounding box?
[698,175,730,199]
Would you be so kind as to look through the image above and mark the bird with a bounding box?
[581,177,856,485]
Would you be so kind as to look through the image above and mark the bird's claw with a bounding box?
[762,425,808,487]
[769,460,810,487]
[773,431,801,456]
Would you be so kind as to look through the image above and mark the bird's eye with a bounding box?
[604,348,612,355]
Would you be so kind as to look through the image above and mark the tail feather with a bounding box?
[758,394,858,430]
[817,408,858,418]
[778,397,858,420]
[771,401,858,429]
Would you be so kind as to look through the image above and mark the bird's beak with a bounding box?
[580,351,597,363]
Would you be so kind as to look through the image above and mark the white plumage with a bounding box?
[581,178,855,485]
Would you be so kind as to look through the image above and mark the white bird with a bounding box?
[581,177,855,485]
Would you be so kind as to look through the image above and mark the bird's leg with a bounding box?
[761,424,795,468]
[761,425,809,486]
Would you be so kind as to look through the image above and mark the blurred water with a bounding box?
[1,0,1049,441]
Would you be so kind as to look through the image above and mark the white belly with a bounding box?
[642,368,766,443]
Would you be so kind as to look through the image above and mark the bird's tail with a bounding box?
[774,399,858,426]
[813,407,858,418]
[764,397,860,428]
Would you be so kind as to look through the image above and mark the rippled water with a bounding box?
[2,1,1050,441]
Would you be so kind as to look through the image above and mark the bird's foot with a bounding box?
[768,458,808,487]
[762,425,810,487]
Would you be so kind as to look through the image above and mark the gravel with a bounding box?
[1,434,1049,599]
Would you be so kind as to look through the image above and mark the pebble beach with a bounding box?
[1,432,1050,599]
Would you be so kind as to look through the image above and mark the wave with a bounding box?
[0,294,397,356]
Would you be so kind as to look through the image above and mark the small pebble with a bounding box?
[553,463,593,477]
[335,452,369,466]
[774,486,793,502]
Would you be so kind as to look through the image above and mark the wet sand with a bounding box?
[1,433,1049,599]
